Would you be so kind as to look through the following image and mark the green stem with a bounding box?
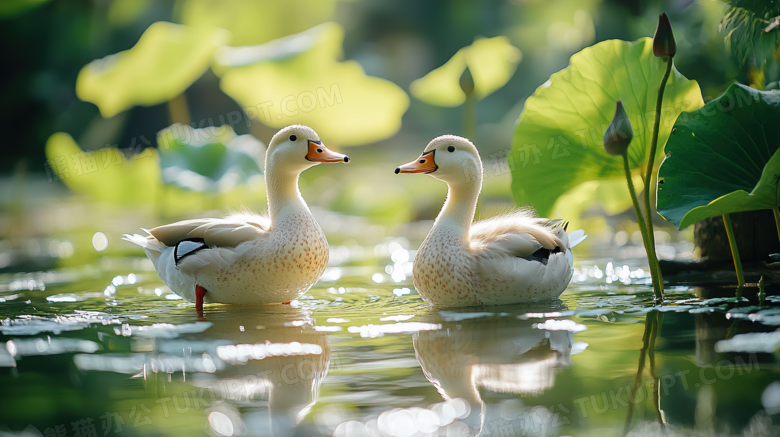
[722,214,745,288]
[463,93,477,140]
[167,93,191,126]
[623,154,662,299]
[643,58,673,300]
[773,208,780,243]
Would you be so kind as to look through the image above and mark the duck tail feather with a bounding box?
[123,233,166,254]
[567,229,587,248]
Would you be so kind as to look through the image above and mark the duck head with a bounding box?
[266,125,349,175]
[395,135,481,186]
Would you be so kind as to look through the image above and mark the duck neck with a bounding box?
[265,158,310,222]
[432,165,482,239]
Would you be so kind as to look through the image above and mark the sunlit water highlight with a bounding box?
[1,239,779,437]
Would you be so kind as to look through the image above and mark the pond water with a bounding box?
[2,232,780,437]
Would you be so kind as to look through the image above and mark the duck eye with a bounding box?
[289,135,297,142]
[447,145,455,153]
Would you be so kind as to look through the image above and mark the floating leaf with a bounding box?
[657,83,780,229]
[218,23,409,146]
[45,132,161,205]
[157,124,264,193]
[510,38,704,216]
[76,22,229,117]
[410,36,522,107]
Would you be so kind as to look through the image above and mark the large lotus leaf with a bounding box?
[177,0,349,47]
[218,23,409,146]
[45,132,161,205]
[410,36,522,107]
[213,27,322,68]
[510,37,704,217]
[76,22,229,117]
[157,124,264,193]
[657,83,780,229]
[551,175,644,232]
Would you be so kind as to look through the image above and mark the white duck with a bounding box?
[124,125,349,312]
[395,135,585,307]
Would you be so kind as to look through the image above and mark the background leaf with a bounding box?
[76,22,229,117]
[657,83,780,229]
[177,0,349,47]
[510,37,704,217]
[410,36,522,107]
[218,23,409,146]
[45,132,161,205]
[157,124,265,193]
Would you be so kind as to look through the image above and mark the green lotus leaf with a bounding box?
[76,22,229,117]
[510,37,704,217]
[218,23,409,146]
[45,132,161,205]
[657,83,780,229]
[177,0,350,47]
[156,124,264,193]
[410,36,522,107]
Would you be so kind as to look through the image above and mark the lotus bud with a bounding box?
[459,65,475,96]
[653,13,676,58]
[604,100,633,156]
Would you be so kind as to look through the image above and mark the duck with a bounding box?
[395,135,585,307]
[124,125,349,312]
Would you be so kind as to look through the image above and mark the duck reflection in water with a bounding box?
[413,303,584,436]
[188,306,330,437]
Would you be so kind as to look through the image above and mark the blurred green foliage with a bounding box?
[176,0,351,46]
[657,83,780,229]
[44,131,266,215]
[510,38,704,217]
[0,0,50,19]
[45,132,161,205]
[2,0,779,227]
[721,0,780,67]
[76,22,229,118]
[410,36,521,107]
[218,23,410,146]
[157,124,264,194]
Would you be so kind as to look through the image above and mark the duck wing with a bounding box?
[149,214,271,248]
[470,210,563,258]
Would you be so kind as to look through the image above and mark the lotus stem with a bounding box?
[773,208,780,243]
[759,276,766,306]
[463,93,477,140]
[168,93,191,126]
[642,58,673,300]
[623,154,662,300]
[722,214,745,288]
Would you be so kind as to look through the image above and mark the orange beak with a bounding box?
[395,150,437,174]
[306,140,350,163]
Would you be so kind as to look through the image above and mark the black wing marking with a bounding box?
[174,238,208,266]
[525,246,562,266]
